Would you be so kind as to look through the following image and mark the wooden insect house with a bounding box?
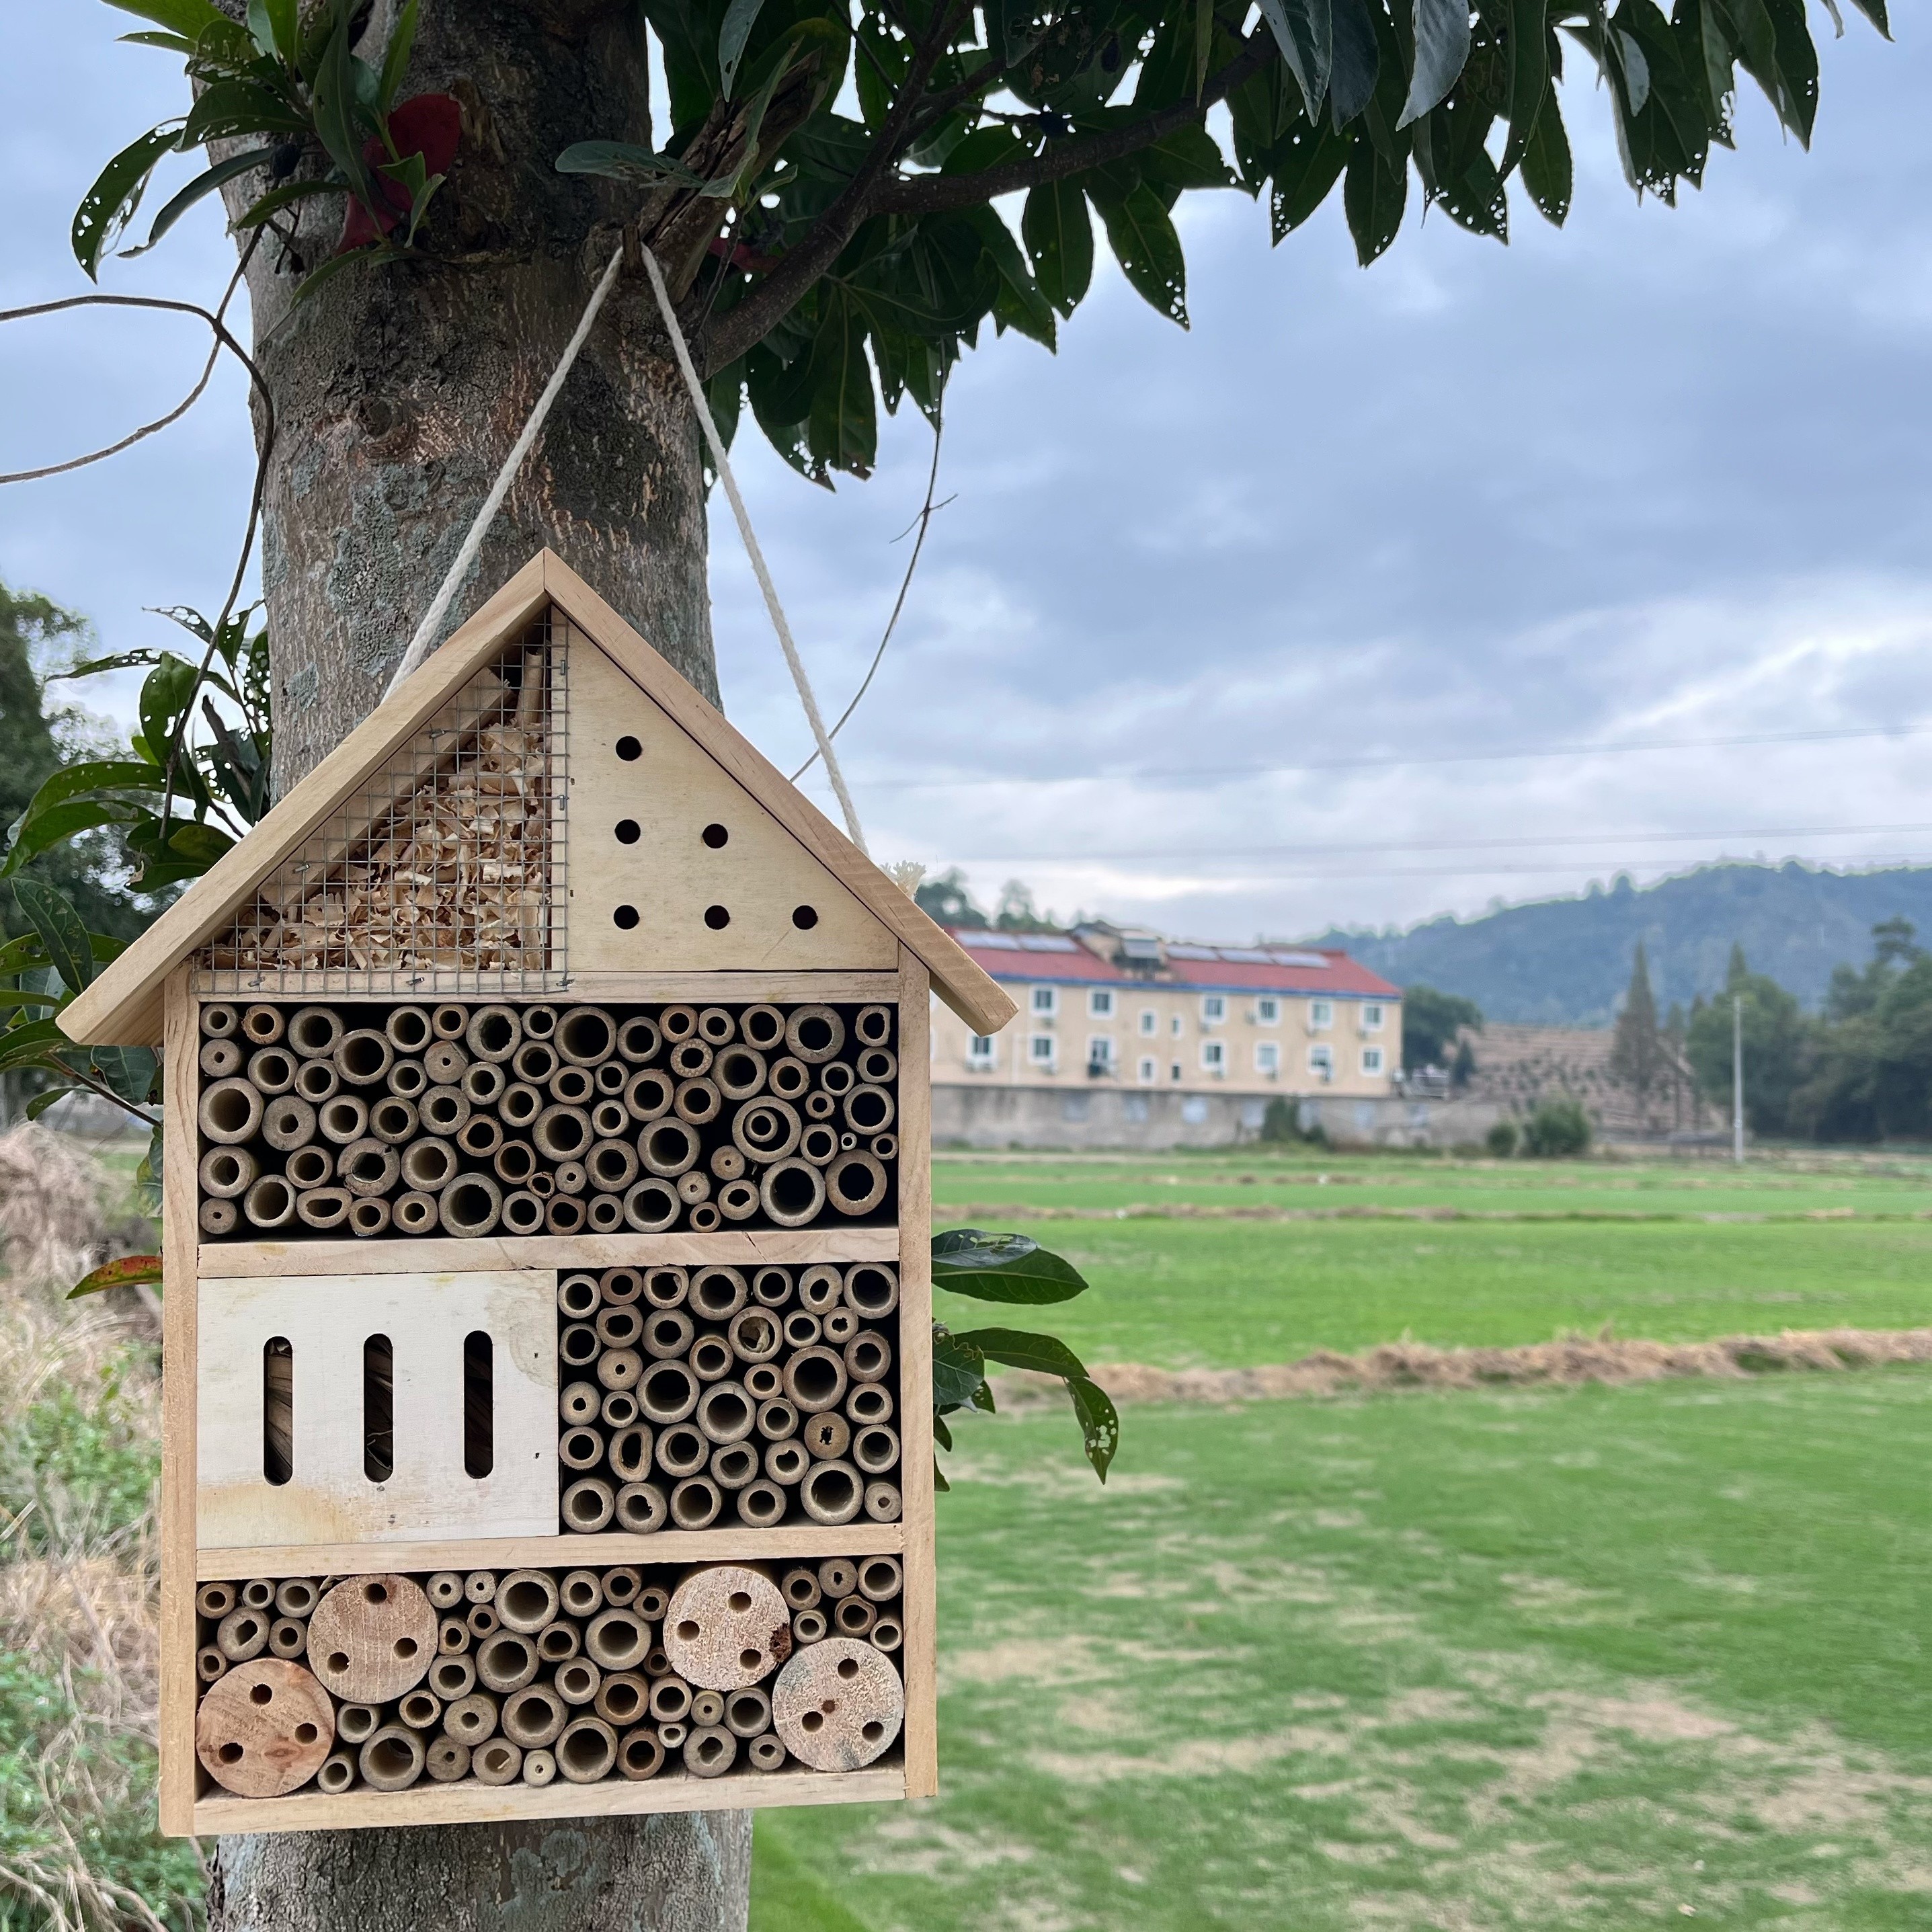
[60,550,1016,1835]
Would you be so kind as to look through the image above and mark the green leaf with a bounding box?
[125,147,278,255]
[1400,0,1474,127]
[932,1331,988,1408]
[311,15,381,213]
[72,124,181,279]
[234,179,345,228]
[67,1254,164,1301]
[1500,0,1550,172]
[1344,130,1407,261]
[0,936,50,976]
[1270,116,1352,239]
[718,0,770,97]
[1260,0,1334,117]
[92,1046,159,1106]
[11,881,94,993]
[1068,1376,1120,1481]
[965,204,1056,348]
[1519,85,1571,222]
[378,0,420,111]
[555,140,712,188]
[292,246,380,307]
[932,1228,1092,1303]
[956,1326,1091,1379]
[104,0,222,36]
[1024,179,1095,317]
[26,1086,85,1122]
[118,31,200,52]
[932,1412,955,1452]
[1329,0,1383,122]
[2,799,143,874]
[179,77,308,147]
[807,298,878,477]
[0,1018,75,1076]
[1091,180,1188,325]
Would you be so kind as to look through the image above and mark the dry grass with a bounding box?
[0,1128,151,1300]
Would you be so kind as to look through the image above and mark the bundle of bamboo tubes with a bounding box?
[193,999,899,1240]
[192,1560,904,1798]
[557,1262,903,1535]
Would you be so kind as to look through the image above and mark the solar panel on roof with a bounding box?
[957,930,1020,949]
[1166,944,1216,959]
[1015,934,1078,952]
[1267,951,1330,967]
[1216,948,1273,963]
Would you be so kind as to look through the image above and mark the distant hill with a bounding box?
[1303,863,1932,1024]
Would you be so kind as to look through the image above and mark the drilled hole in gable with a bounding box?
[613,905,640,930]
[792,905,819,930]
[702,823,729,848]
[616,736,641,761]
[615,819,640,844]
[704,905,730,930]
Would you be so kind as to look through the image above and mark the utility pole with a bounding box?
[1732,995,1744,1164]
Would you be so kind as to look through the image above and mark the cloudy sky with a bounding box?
[4,5,1930,944]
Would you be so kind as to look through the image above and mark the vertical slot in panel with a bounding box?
[463,1330,493,1478]
[262,1337,292,1486]
[363,1334,393,1482]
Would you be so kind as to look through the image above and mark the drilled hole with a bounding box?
[704,905,730,930]
[616,819,640,843]
[614,905,640,930]
[616,735,641,760]
[792,905,819,930]
[702,823,729,848]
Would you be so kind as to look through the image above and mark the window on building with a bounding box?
[1029,1034,1056,1069]
[1309,1043,1334,1081]
[1256,998,1279,1024]
[1137,1056,1158,1084]
[1170,1014,1184,1037]
[1089,988,1115,1018]
[967,1035,996,1070]
[1256,1041,1281,1076]
[1170,1061,1182,1081]
[1139,1008,1158,1036]
[1362,1003,1385,1032]
[1086,1036,1116,1074]
[1031,985,1057,1016]
[1201,1040,1226,1074]
[1201,995,1226,1023]
[1362,1047,1385,1075]
[1310,1001,1334,1031]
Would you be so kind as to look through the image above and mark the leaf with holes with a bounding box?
[72,124,180,279]
[932,1330,988,1409]
[933,1229,1091,1303]
[11,881,93,993]
[67,1254,163,1301]
[1090,180,1188,325]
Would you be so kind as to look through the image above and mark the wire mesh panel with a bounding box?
[192,619,569,996]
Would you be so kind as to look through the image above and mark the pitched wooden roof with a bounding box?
[59,551,1017,1045]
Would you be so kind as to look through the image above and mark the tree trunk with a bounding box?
[213,5,750,1924]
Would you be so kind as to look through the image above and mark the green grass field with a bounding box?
[752,1151,1932,1929]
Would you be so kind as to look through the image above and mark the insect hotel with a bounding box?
[59,551,1015,1835]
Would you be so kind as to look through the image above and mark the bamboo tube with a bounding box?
[559,1426,604,1472]
[844,1262,899,1320]
[869,1615,903,1653]
[864,1482,903,1522]
[350,1194,393,1236]
[443,1691,499,1745]
[560,1323,600,1370]
[856,1045,898,1085]
[317,1752,356,1794]
[197,1581,238,1620]
[425,1737,470,1783]
[785,1006,845,1063]
[791,1609,827,1645]
[389,1057,426,1098]
[614,1482,668,1532]
[424,1040,470,1086]
[616,1015,662,1063]
[418,1084,471,1137]
[596,1346,642,1392]
[657,1722,687,1750]
[579,1607,647,1675]
[198,1199,239,1236]
[602,1389,640,1427]
[558,1273,600,1321]
[826,1151,888,1217]
[472,1738,522,1785]
[871,1133,897,1160]
[546,1195,588,1235]
[199,1078,264,1145]
[383,1006,431,1054]
[696,1381,755,1445]
[834,1597,876,1638]
[668,1040,713,1080]
[588,1138,639,1192]
[800,1460,862,1525]
[760,1159,824,1227]
[730,1096,799,1163]
[295,1186,352,1231]
[464,1003,520,1063]
[803,1412,850,1461]
[428,1654,476,1702]
[458,1113,505,1160]
[425,1003,464,1041]
[317,1093,368,1145]
[854,1004,892,1048]
[553,1715,616,1784]
[741,1363,781,1403]
[842,1086,895,1137]
[625,1068,675,1123]
[561,1478,614,1533]
[525,1747,561,1787]
[553,1656,602,1707]
[368,1094,418,1143]
[501,1190,543,1235]
[537,1621,580,1664]
[554,1158,589,1196]
[495,1141,538,1189]
[557,1006,616,1065]
[711,1145,749,1184]
[308,1576,436,1703]
[338,1137,399,1196]
[847,1383,893,1427]
[557,1570,602,1620]
[647,1677,691,1724]
[592,1053,626,1094]
[495,1572,561,1634]
[722,1687,772,1740]
[700,1006,738,1045]
[512,1041,557,1089]
[260,1094,315,1151]
[243,1174,296,1230]
[643,1267,688,1310]
[758,1398,799,1441]
[467,1607,500,1640]
[393,1191,438,1234]
[656,1424,709,1480]
[817,1559,857,1600]
[676,1172,711,1207]
[735,1480,787,1527]
[779,1569,820,1613]
[533,1103,592,1162]
[742,1733,783,1771]
[283,1145,331,1190]
[688,1203,721,1230]
[746,1267,789,1309]
[728,1309,782,1365]
[844,1332,893,1384]
[438,1617,471,1655]
[766,1055,810,1102]
[672,1078,721,1127]
[852,1424,900,1475]
[689,1335,732,1382]
[466,1571,497,1603]
[287,1006,341,1059]
[216,1607,270,1661]
[195,1658,337,1797]
[398,1688,442,1731]
[560,1377,600,1424]
[782,1312,821,1350]
[500,1081,544,1130]
[659,1004,697,1043]
[202,1002,239,1038]
[803,1092,836,1123]
[714,1045,766,1100]
[641,1308,692,1360]
[784,1347,848,1414]
[241,1579,276,1609]
[796,1122,838,1167]
[358,1725,426,1792]
[475,1630,540,1694]
[668,1476,721,1530]
[550,1065,595,1107]
[426,1571,464,1611]
[596,1305,644,1349]
[819,1062,856,1098]
[462,1062,508,1110]
[335,1703,380,1744]
[690,1689,725,1728]
[609,1426,653,1482]
[624,1179,680,1234]
[200,1038,243,1080]
[684,1267,741,1323]
[438,1173,502,1236]
[334,1029,393,1087]
[711,1443,759,1490]
[822,1309,858,1346]
[502,1685,565,1747]
[680,1725,736,1778]
[770,1638,903,1772]
[291,1063,340,1114]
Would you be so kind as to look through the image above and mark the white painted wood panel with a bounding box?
[197,1272,556,1547]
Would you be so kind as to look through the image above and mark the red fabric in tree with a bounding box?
[337,93,462,253]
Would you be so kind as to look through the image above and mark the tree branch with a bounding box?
[700,0,977,374]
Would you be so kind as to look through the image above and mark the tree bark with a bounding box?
[213,5,751,1923]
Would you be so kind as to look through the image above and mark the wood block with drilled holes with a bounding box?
[661,1565,793,1690]
[196,1658,335,1797]
[306,1575,436,1704]
[770,1637,904,1772]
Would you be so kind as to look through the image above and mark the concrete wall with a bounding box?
[932,1082,1510,1150]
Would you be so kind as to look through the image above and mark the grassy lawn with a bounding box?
[756,1372,1932,1929]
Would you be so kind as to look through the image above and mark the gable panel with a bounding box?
[565,625,897,973]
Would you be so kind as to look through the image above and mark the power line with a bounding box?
[984,850,1932,884]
